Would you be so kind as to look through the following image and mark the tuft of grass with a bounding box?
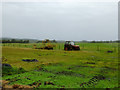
[2,66,26,77]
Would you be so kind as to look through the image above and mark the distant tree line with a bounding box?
[74,40,120,43]
[1,38,120,43]
[89,40,120,43]
[37,39,57,43]
[2,39,29,43]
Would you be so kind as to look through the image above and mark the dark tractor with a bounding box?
[64,41,80,51]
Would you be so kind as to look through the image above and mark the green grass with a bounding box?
[1,43,119,88]
[1,43,118,51]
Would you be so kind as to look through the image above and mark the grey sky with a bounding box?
[2,1,118,41]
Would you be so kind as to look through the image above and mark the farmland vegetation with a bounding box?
[1,42,119,88]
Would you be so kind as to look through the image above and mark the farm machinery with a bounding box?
[33,39,55,50]
[64,41,80,51]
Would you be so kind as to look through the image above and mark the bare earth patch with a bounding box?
[1,80,33,89]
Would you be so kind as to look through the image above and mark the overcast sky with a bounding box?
[2,1,118,41]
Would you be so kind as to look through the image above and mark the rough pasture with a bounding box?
[1,43,119,88]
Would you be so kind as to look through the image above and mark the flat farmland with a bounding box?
[1,43,119,88]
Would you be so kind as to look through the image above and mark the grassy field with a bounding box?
[1,43,119,88]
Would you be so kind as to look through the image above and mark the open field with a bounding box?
[1,43,119,88]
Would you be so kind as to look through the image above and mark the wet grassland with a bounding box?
[1,43,119,88]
